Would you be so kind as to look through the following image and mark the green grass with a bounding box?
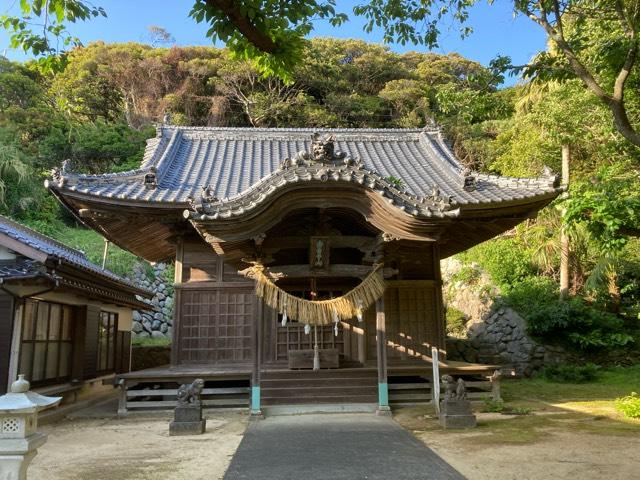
[51,226,142,278]
[395,365,640,447]
[132,336,171,347]
[503,365,640,404]
[501,365,640,426]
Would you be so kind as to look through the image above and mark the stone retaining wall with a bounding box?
[442,258,568,376]
[130,263,174,340]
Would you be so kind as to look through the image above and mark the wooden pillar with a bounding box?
[356,324,366,365]
[170,237,183,367]
[376,297,390,414]
[432,244,446,358]
[251,297,263,416]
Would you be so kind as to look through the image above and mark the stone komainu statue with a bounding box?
[176,379,205,407]
[441,374,467,401]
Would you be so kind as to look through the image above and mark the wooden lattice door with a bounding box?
[179,288,255,364]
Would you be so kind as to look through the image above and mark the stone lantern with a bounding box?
[0,375,61,480]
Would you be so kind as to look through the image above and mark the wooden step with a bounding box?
[261,377,377,388]
[262,394,377,405]
[261,369,376,380]
[262,385,378,396]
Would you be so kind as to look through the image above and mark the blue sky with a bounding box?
[0,0,546,85]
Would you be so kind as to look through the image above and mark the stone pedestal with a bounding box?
[0,433,46,479]
[0,375,61,479]
[438,399,477,429]
[169,405,206,436]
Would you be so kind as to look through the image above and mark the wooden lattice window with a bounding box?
[180,289,254,364]
[97,311,118,373]
[18,299,74,385]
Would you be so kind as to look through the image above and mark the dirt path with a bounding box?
[395,406,640,480]
[31,410,248,480]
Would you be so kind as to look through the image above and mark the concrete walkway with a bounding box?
[224,413,465,480]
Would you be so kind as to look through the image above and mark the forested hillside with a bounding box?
[0,38,638,358]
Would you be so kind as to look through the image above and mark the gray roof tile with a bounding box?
[50,126,561,213]
[0,215,146,293]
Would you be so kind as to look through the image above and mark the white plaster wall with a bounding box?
[0,245,16,260]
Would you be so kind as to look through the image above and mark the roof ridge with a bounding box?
[157,125,432,133]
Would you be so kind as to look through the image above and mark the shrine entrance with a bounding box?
[255,208,380,370]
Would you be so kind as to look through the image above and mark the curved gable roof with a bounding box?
[48,125,561,213]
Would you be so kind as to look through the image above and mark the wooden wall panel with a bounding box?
[116,331,131,374]
[83,305,101,379]
[0,292,14,394]
[178,288,254,364]
[366,282,443,362]
[183,242,219,283]
[181,240,252,285]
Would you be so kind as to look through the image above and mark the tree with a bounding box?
[6,0,640,145]
[147,26,175,47]
[1,0,105,72]
[194,0,640,148]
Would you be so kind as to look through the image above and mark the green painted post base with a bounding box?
[250,386,262,416]
[378,382,389,408]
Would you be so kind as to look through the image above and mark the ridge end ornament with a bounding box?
[311,132,346,163]
[541,165,561,187]
[201,185,218,203]
[382,232,400,242]
[461,168,477,192]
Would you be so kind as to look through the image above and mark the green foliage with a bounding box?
[615,392,640,419]
[483,397,505,413]
[458,238,535,291]
[384,175,404,189]
[509,406,533,415]
[189,0,346,83]
[565,161,640,255]
[67,121,154,173]
[502,277,558,319]
[446,306,467,337]
[1,0,106,73]
[541,363,601,383]
[49,226,141,277]
[526,298,633,351]
[450,264,481,285]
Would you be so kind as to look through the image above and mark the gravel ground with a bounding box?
[31,408,248,480]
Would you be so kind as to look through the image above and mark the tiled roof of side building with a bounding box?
[0,215,149,295]
[48,126,562,211]
[0,259,55,281]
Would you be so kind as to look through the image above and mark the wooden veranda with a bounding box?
[114,360,502,414]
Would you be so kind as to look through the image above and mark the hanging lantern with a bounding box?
[304,323,311,335]
[281,311,288,327]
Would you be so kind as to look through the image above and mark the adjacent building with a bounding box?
[0,215,151,403]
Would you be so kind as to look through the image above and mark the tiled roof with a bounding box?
[48,126,562,216]
[0,215,147,295]
[0,260,55,282]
